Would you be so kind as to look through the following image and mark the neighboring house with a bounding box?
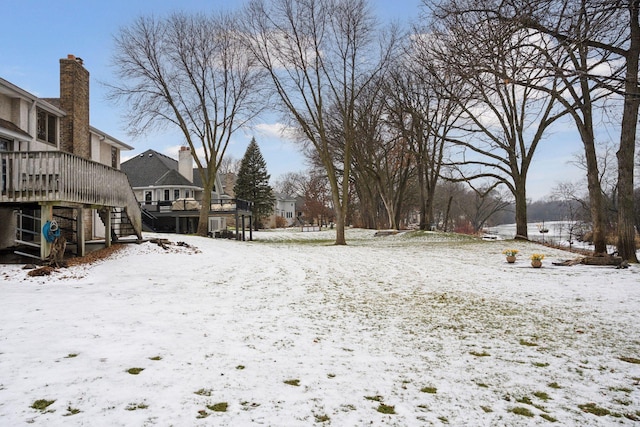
[121,147,253,237]
[0,54,142,261]
[266,193,297,228]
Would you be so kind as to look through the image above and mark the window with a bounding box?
[174,189,180,200]
[111,147,118,168]
[145,191,152,202]
[164,190,170,201]
[36,108,57,144]
[185,190,190,198]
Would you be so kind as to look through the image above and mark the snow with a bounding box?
[1,228,639,426]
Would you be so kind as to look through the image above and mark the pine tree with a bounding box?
[234,138,275,229]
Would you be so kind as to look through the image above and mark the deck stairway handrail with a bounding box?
[0,151,141,238]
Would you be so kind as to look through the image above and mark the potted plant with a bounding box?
[530,253,545,268]
[502,249,519,263]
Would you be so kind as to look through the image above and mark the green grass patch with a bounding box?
[194,388,212,396]
[533,391,551,401]
[207,402,228,412]
[578,403,610,416]
[149,356,162,361]
[540,413,557,422]
[516,396,532,405]
[376,403,395,414]
[127,367,144,375]
[510,406,534,417]
[480,406,493,413]
[519,339,538,347]
[533,362,549,367]
[64,353,78,358]
[619,356,640,364]
[196,409,209,419]
[420,386,437,394]
[283,379,300,386]
[63,406,81,416]
[125,402,148,411]
[548,382,561,389]
[31,399,55,411]
[365,395,384,402]
[470,350,491,357]
[236,365,245,370]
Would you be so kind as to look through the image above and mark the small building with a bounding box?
[0,55,141,261]
[121,147,253,238]
[266,192,297,228]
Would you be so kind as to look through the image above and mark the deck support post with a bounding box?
[39,203,53,260]
[104,207,112,248]
[76,207,85,257]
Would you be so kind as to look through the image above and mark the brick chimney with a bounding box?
[178,146,193,182]
[59,54,90,158]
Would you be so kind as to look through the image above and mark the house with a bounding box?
[121,147,253,238]
[266,193,298,228]
[0,55,142,261]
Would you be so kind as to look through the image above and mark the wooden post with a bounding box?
[104,207,112,248]
[249,215,253,241]
[241,215,246,241]
[39,203,53,260]
[77,207,85,257]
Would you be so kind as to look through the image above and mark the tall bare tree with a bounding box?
[427,3,568,239]
[243,0,396,244]
[109,12,266,236]
[480,0,637,258]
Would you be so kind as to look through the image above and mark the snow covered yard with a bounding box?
[0,228,639,426]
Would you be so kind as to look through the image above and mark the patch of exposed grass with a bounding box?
[236,365,245,370]
[534,391,551,401]
[127,367,144,375]
[548,382,561,389]
[476,382,489,388]
[365,395,383,402]
[420,386,437,394]
[194,388,212,396]
[519,339,538,347]
[63,406,81,416]
[609,386,632,393]
[207,402,228,412]
[125,402,148,411]
[540,413,557,422]
[327,373,336,378]
[240,401,261,410]
[480,406,493,413]
[64,353,78,358]
[31,399,55,411]
[315,413,330,422]
[377,403,395,414]
[510,407,534,417]
[149,356,162,361]
[619,356,640,364]
[284,379,300,386]
[470,350,491,357]
[516,396,532,405]
[196,409,209,418]
[533,362,550,367]
[578,403,610,416]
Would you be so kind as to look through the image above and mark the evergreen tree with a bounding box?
[234,138,275,229]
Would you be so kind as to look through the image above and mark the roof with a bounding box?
[0,118,31,141]
[121,149,197,188]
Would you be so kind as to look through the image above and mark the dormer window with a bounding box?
[36,108,57,144]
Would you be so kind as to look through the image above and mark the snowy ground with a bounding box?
[1,228,639,426]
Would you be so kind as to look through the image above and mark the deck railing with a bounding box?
[0,151,141,237]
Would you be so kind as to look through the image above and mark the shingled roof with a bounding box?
[121,149,194,187]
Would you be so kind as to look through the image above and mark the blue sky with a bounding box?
[1,0,591,201]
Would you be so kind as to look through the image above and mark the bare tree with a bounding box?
[427,4,568,239]
[109,12,266,236]
[481,0,637,258]
[243,0,397,244]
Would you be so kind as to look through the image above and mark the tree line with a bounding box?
[108,0,639,261]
